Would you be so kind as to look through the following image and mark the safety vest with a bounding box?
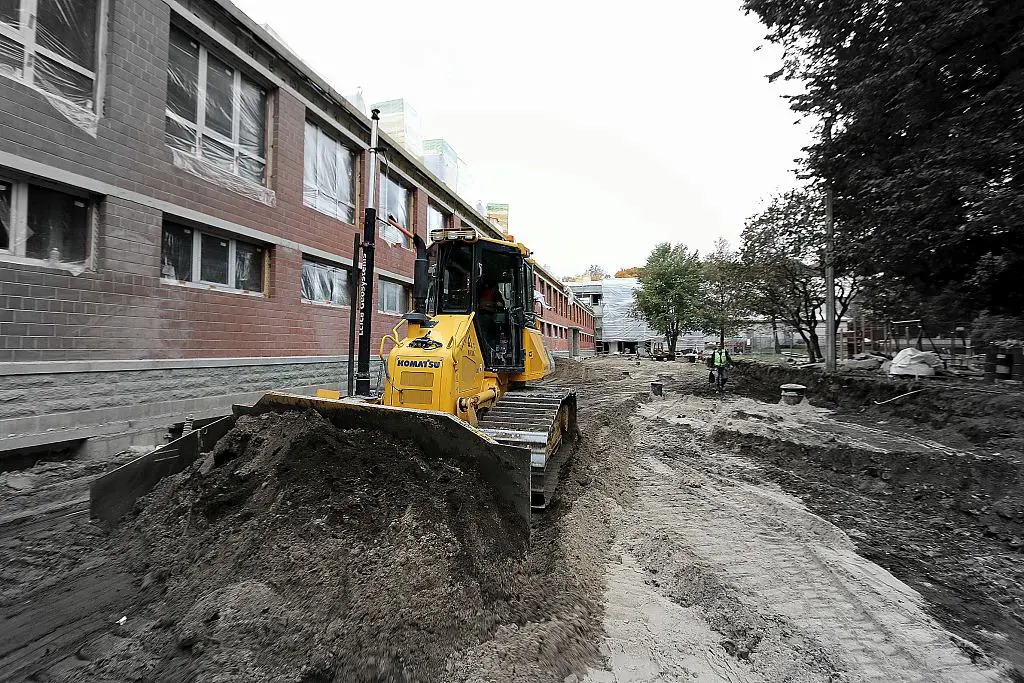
[713,350,729,367]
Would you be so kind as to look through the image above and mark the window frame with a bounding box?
[378,170,413,249]
[426,201,449,234]
[377,278,410,315]
[300,257,352,308]
[160,220,266,296]
[0,174,93,268]
[303,119,357,223]
[164,25,269,186]
[0,0,107,114]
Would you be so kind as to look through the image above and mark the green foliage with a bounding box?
[698,239,746,345]
[739,187,856,362]
[632,243,703,353]
[970,313,1024,347]
[743,0,1024,315]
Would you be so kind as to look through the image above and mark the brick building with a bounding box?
[533,264,596,357]
[0,0,593,456]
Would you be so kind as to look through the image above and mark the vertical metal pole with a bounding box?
[355,109,380,396]
[347,233,360,397]
[824,184,837,373]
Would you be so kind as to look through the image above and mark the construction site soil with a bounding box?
[1,355,1021,682]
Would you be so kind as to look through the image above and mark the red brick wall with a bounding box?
[0,0,419,362]
[533,274,595,354]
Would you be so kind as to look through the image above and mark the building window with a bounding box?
[165,26,268,185]
[379,172,411,248]
[161,220,265,293]
[303,121,356,223]
[0,0,101,111]
[301,258,350,306]
[427,202,448,233]
[378,278,410,315]
[0,177,90,265]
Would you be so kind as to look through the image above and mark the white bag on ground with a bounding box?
[889,348,941,377]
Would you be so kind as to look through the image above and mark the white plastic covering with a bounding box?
[0,177,90,274]
[171,148,275,206]
[600,278,662,342]
[301,259,349,306]
[372,98,423,159]
[423,138,459,188]
[165,26,271,203]
[889,348,941,377]
[0,0,100,135]
[303,121,356,222]
[379,172,410,248]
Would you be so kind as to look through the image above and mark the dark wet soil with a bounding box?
[65,410,531,682]
[726,362,1024,680]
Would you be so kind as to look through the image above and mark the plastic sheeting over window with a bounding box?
[0,178,90,272]
[599,278,662,342]
[379,172,410,248]
[303,121,355,223]
[160,220,265,294]
[301,259,350,307]
[234,241,264,291]
[0,0,100,135]
[0,180,10,251]
[25,185,87,262]
[165,25,271,202]
[427,203,447,233]
[378,279,409,315]
[161,222,193,281]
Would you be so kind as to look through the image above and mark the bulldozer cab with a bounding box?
[429,239,532,373]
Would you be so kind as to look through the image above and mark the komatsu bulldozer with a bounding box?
[243,227,577,529]
[92,111,573,541]
[373,227,577,510]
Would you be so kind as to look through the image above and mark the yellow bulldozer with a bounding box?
[92,111,575,539]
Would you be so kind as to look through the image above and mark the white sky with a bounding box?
[233,0,810,278]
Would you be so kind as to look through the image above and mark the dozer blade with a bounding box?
[235,392,533,538]
[478,388,578,510]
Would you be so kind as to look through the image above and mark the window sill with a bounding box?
[0,252,89,275]
[303,200,357,227]
[378,310,408,316]
[160,278,265,298]
[302,299,350,309]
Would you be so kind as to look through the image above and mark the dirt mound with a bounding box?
[550,356,594,382]
[76,410,529,682]
[733,361,1024,452]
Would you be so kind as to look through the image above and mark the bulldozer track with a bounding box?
[479,387,577,509]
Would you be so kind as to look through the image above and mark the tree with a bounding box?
[614,266,642,278]
[698,239,747,346]
[581,264,608,281]
[739,187,857,363]
[743,0,1024,316]
[632,243,703,355]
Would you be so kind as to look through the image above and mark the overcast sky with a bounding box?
[234,0,810,278]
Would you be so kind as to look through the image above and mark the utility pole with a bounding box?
[355,109,380,396]
[824,184,837,373]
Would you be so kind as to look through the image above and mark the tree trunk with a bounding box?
[668,330,679,355]
[719,326,726,347]
[771,317,781,354]
[809,329,823,363]
[796,328,816,363]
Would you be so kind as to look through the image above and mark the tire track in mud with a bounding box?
[619,408,1000,681]
[572,357,1005,682]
